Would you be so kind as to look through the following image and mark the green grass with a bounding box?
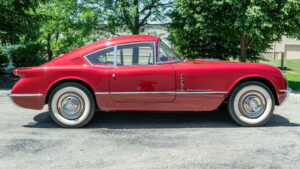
[261,59,300,70]
[285,73,300,91]
[260,59,300,91]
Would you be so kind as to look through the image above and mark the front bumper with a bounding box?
[278,88,292,105]
[279,88,293,93]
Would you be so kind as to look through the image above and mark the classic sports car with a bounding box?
[10,35,291,127]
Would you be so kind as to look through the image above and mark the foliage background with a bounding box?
[169,0,300,62]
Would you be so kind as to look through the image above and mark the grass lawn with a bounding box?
[260,59,300,91]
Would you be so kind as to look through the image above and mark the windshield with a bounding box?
[158,40,181,63]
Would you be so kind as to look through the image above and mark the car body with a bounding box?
[10,35,291,127]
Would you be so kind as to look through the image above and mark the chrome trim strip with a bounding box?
[176,91,228,94]
[279,88,292,93]
[9,94,43,97]
[94,91,228,95]
[95,92,110,95]
[111,91,175,94]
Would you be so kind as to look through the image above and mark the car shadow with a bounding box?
[23,110,300,129]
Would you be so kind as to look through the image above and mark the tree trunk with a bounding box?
[132,28,140,35]
[132,0,140,35]
[46,33,53,61]
[47,46,53,61]
[132,0,140,62]
[240,33,247,62]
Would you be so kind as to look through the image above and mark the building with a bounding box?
[262,36,300,60]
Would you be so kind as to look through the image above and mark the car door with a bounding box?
[109,42,176,103]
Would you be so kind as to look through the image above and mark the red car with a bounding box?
[10,35,291,127]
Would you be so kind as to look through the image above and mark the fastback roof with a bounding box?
[44,35,159,66]
[71,35,159,56]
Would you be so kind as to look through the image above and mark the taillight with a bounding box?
[13,69,18,76]
[13,67,32,77]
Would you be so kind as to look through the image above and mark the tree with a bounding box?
[35,0,175,61]
[35,0,104,61]
[0,0,44,44]
[84,0,174,35]
[170,0,300,62]
[10,43,46,67]
[0,46,9,67]
[0,0,47,68]
[115,0,174,34]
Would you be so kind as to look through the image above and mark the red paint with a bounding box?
[11,96,45,109]
[110,64,175,102]
[98,94,225,111]
[10,35,289,111]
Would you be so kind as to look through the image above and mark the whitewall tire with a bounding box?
[228,81,275,127]
[49,82,95,128]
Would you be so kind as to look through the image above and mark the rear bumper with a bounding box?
[277,88,292,105]
[9,93,45,110]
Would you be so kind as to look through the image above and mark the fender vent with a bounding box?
[71,57,85,65]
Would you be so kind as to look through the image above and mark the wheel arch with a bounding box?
[227,76,279,105]
[45,78,98,108]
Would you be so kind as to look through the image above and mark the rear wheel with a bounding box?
[228,81,275,127]
[49,82,95,128]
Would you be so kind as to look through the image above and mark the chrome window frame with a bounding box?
[157,40,181,64]
[84,46,115,67]
[115,41,156,66]
[83,41,157,67]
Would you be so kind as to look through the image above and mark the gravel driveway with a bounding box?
[0,89,300,169]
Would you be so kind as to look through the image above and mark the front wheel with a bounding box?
[228,81,275,127]
[49,82,95,128]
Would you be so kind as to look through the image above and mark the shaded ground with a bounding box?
[0,90,300,169]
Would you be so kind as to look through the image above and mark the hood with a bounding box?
[175,59,281,73]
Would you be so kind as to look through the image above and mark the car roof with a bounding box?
[100,35,159,45]
[44,35,159,66]
[75,35,159,55]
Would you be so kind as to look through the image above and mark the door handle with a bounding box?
[112,73,116,79]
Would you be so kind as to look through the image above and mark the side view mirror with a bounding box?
[159,56,168,62]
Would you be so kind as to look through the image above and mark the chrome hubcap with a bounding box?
[238,91,266,119]
[57,92,85,120]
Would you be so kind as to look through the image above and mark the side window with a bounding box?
[158,40,180,63]
[85,47,114,66]
[117,42,154,66]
